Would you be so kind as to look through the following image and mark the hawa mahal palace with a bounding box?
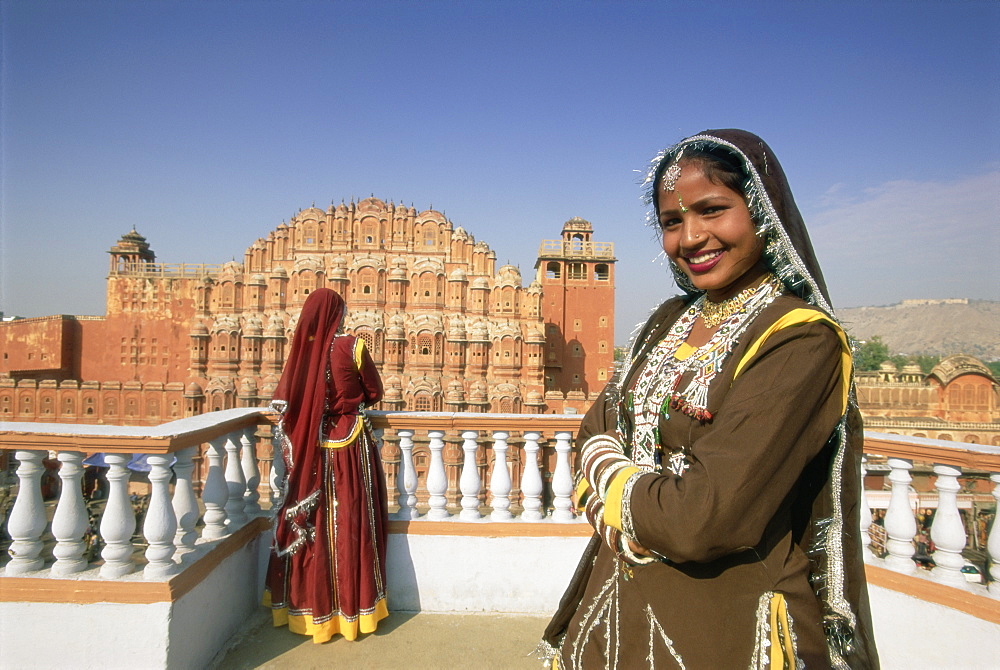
[1,197,616,424]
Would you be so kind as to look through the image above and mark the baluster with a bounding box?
[270,433,286,510]
[51,451,88,575]
[395,429,418,519]
[551,431,575,522]
[859,456,873,554]
[489,431,512,521]
[6,450,47,575]
[143,454,179,578]
[100,453,136,578]
[989,474,1000,595]
[202,437,230,539]
[224,432,249,526]
[241,427,262,516]
[459,430,482,520]
[520,432,543,521]
[426,430,449,520]
[172,446,199,551]
[883,457,917,572]
[928,463,968,586]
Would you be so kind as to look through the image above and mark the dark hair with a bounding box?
[654,145,748,200]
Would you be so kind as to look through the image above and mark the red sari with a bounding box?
[264,289,388,643]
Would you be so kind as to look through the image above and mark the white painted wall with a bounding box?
[0,531,271,670]
[386,532,592,613]
[868,585,1000,670]
[0,600,172,669]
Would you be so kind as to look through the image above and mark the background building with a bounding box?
[1,198,616,424]
[856,354,1000,445]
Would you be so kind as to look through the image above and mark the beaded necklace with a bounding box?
[624,275,782,466]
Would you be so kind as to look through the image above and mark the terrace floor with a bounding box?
[217,609,550,669]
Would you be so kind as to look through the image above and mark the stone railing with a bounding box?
[2,413,998,600]
[0,410,587,580]
[861,431,1000,597]
[110,262,224,278]
[0,408,270,579]
[366,411,583,522]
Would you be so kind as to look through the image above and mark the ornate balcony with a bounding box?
[1,412,997,667]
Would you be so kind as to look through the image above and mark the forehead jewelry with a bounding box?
[662,162,682,192]
[677,194,689,213]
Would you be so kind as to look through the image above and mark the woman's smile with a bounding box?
[657,162,766,302]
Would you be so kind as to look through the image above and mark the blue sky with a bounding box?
[2,0,998,344]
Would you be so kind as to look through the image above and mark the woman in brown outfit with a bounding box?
[542,130,878,669]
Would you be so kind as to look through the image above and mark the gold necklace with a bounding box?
[701,275,778,328]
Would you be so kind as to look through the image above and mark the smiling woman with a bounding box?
[540,130,880,669]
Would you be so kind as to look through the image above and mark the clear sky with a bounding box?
[2,0,998,344]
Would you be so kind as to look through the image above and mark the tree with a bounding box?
[854,336,891,371]
[914,355,940,374]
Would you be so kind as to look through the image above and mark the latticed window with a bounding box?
[414,394,432,412]
[568,263,587,280]
[418,334,433,356]
[357,330,375,353]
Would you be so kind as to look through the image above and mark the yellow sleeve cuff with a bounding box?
[574,477,591,512]
[602,466,641,532]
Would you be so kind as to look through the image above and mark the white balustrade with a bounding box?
[928,464,967,586]
[426,430,449,520]
[551,431,575,522]
[202,437,231,539]
[100,453,136,578]
[989,473,1000,595]
[883,457,917,572]
[459,430,482,520]
[241,427,262,515]
[172,446,199,551]
[270,433,286,510]
[520,432,544,521]
[224,433,249,526]
[50,451,88,575]
[489,431,512,521]
[6,450,47,575]
[395,429,418,519]
[859,457,872,553]
[143,454,179,578]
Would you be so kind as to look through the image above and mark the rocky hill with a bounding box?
[837,300,1000,361]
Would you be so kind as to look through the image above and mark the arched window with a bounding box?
[595,263,609,280]
[546,262,561,279]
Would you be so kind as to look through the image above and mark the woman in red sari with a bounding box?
[264,288,389,643]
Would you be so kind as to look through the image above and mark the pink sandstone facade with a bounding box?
[1,198,616,425]
[856,355,1000,445]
